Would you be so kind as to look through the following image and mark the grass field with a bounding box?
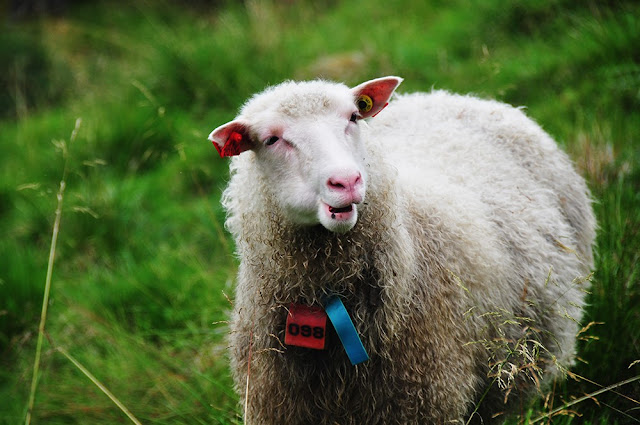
[1,0,639,423]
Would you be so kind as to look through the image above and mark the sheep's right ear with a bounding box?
[208,121,253,158]
[351,76,403,119]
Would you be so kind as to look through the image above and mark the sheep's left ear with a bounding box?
[351,76,403,119]
[208,120,253,158]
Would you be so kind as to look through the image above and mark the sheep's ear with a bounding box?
[208,120,253,158]
[351,76,403,119]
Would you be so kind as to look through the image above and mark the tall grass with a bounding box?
[25,118,81,425]
[1,0,639,423]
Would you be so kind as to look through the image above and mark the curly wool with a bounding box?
[221,86,596,424]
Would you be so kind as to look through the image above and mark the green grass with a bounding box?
[1,0,638,423]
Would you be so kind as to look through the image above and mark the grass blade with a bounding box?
[531,374,640,423]
[25,118,82,425]
[55,345,143,425]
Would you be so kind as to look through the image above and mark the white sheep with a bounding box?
[208,77,596,424]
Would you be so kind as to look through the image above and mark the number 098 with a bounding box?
[288,323,324,339]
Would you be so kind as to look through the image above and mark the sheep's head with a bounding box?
[209,76,402,233]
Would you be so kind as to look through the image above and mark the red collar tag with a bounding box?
[284,303,327,350]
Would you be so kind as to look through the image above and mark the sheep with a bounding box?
[207,76,596,424]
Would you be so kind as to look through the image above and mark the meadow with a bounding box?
[1,0,639,423]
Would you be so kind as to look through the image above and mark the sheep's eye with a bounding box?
[350,112,358,123]
[264,136,279,146]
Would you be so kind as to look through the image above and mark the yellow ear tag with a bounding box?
[357,95,373,113]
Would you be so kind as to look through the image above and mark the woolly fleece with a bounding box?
[216,79,596,424]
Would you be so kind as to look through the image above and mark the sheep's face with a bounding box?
[254,111,367,234]
[209,77,402,234]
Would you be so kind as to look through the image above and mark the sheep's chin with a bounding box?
[318,203,358,234]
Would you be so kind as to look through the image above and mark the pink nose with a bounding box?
[327,172,363,203]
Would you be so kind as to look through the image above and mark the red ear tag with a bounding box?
[285,304,327,350]
[218,131,243,157]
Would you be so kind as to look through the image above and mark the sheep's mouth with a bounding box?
[322,202,356,221]
[328,205,353,214]
[320,202,358,233]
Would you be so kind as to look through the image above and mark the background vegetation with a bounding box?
[1,0,638,423]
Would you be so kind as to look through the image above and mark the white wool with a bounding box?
[367,90,594,360]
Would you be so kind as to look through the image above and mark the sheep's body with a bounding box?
[211,79,595,424]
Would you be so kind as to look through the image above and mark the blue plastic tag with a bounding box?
[323,296,369,365]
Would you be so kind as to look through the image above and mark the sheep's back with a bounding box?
[370,90,594,264]
[368,90,595,366]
